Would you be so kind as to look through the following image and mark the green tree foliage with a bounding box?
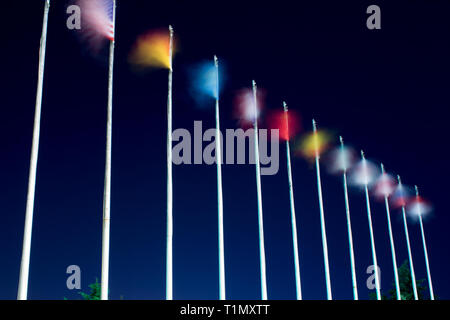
[370,260,427,300]
[78,278,101,300]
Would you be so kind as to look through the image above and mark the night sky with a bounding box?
[0,0,449,300]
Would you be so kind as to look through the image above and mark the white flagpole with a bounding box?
[415,186,434,300]
[252,81,268,300]
[17,0,50,300]
[381,164,401,300]
[101,0,116,301]
[398,176,418,300]
[215,56,226,300]
[283,102,302,300]
[166,25,174,301]
[312,120,332,300]
[339,137,358,300]
[361,151,381,300]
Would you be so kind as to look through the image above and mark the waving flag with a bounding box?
[78,0,115,41]
[373,171,397,199]
[391,181,412,208]
[129,30,173,69]
[407,194,432,217]
[267,108,301,141]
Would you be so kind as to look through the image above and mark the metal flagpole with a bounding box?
[166,25,174,301]
[340,137,358,300]
[252,81,268,300]
[361,151,381,300]
[101,0,116,301]
[312,120,332,300]
[381,164,401,300]
[415,186,434,300]
[398,176,418,300]
[17,0,51,301]
[283,102,302,300]
[215,56,226,300]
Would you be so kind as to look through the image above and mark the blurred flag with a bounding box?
[129,30,173,69]
[296,130,332,160]
[267,109,301,141]
[407,195,432,217]
[325,144,357,174]
[373,172,397,199]
[348,158,380,187]
[233,88,265,128]
[189,61,221,107]
[391,183,412,208]
[78,0,115,41]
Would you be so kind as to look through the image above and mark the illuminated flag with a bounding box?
[373,171,397,199]
[267,108,301,142]
[296,129,332,160]
[129,30,173,69]
[325,143,357,175]
[348,157,380,187]
[407,193,432,217]
[78,0,115,41]
[233,88,265,128]
[391,181,412,208]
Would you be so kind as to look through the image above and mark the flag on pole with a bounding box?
[396,176,419,300]
[412,186,435,300]
[214,56,226,300]
[377,164,401,300]
[17,0,51,301]
[338,137,358,300]
[129,26,174,300]
[283,102,302,300]
[360,151,381,300]
[100,0,116,301]
[312,120,332,300]
[78,0,115,41]
[252,81,268,300]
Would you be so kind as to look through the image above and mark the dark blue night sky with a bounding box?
[0,1,449,300]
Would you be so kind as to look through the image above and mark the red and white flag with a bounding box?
[78,0,115,41]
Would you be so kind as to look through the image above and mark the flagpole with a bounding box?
[101,0,116,301]
[252,81,268,300]
[17,0,50,300]
[312,120,332,300]
[339,137,358,300]
[215,56,226,300]
[415,186,434,300]
[166,25,174,301]
[398,176,418,300]
[361,151,381,300]
[381,164,401,300]
[283,102,302,300]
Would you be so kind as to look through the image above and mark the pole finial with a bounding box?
[361,150,365,159]
[283,101,288,112]
[415,185,419,197]
[312,119,317,131]
[252,80,257,88]
[169,25,174,34]
[380,163,385,173]
[339,136,344,145]
[397,175,402,185]
[214,55,218,66]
